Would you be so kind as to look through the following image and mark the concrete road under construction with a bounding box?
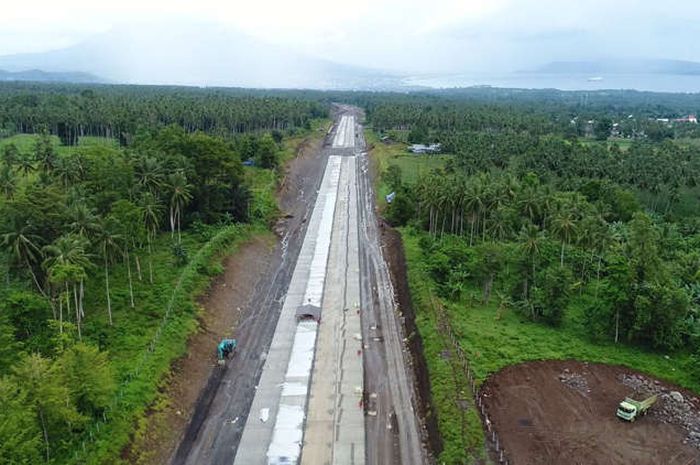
[172,109,426,465]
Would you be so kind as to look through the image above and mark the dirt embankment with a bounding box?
[365,116,441,458]
[379,221,443,457]
[481,360,700,465]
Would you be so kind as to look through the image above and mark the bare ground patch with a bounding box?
[481,360,700,465]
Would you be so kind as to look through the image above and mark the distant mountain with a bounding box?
[0,68,105,83]
[533,59,700,75]
[0,22,399,90]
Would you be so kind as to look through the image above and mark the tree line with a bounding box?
[0,82,327,145]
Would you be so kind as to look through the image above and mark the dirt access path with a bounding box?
[126,126,329,465]
[481,360,700,465]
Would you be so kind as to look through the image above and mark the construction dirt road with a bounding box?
[481,360,700,465]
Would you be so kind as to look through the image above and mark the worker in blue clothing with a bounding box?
[217,339,237,365]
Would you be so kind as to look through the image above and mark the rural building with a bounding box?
[673,115,698,124]
[408,143,442,154]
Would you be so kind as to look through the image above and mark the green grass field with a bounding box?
[676,137,700,148]
[365,129,450,211]
[400,229,699,464]
[1,133,117,156]
[579,138,634,151]
[390,154,450,184]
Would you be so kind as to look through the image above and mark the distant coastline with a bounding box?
[401,73,700,93]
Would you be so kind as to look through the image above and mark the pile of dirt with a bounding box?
[481,360,700,465]
[621,373,700,448]
[558,368,590,395]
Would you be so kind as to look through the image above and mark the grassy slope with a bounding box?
[1,134,117,155]
[366,128,481,463]
[75,224,265,465]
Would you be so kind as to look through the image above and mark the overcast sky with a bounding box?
[1,0,699,74]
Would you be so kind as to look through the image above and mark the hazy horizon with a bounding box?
[1,1,700,89]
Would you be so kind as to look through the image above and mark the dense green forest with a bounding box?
[370,92,700,463]
[0,83,328,465]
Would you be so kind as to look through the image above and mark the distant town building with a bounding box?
[673,115,698,124]
[654,115,697,125]
[611,123,621,137]
[408,143,442,154]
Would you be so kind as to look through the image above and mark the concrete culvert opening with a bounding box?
[295,304,321,323]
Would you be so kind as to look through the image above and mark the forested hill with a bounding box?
[0,69,105,84]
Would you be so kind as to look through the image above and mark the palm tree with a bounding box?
[0,219,45,296]
[2,143,19,168]
[0,165,16,199]
[518,224,545,315]
[518,186,540,225]
[135,156,165,194]
[167,171,192,244]
[551,207,577,268]
[42,234,92,337]
[16,153,35,177]
[488,207,512,242]
[139,192,163,284]
[68,203,100,239]
[53,156,84,188]
[95,219,121,325]
[34,133,56,175]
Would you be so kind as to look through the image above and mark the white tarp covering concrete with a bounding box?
[284,322,318,378]
[303,158,341,307]
[264,156,342,464]
[281,382,308,397]
[266,404,305,464]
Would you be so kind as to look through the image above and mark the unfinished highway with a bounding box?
[171,109,426,465]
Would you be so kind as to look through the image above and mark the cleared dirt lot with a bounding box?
[481,360,700,465]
